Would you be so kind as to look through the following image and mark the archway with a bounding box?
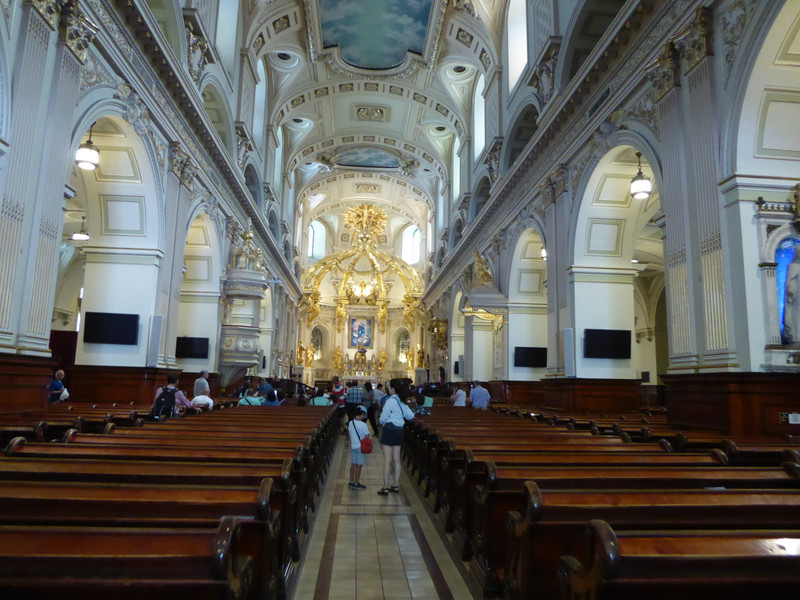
[504,104,539,170]
[450,290,465,380]
[570,144,663,379]
[56,116,163,370]
[175,212,224,374]
[470,177,491,221]
[507,227,548,380]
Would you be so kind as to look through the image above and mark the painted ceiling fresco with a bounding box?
[337,148,400,168]
[319,0,434,69]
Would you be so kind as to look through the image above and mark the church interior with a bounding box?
[1,0,800,598]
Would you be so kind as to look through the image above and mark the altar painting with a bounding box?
[350,317,373,348]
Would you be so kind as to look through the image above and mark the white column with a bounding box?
[0,3,60,352]
[17,10,96,354]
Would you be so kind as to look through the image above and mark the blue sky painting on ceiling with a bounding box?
[337,148,400,168]
[319,0,434,69]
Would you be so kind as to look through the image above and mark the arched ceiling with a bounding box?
[247,0,497,236]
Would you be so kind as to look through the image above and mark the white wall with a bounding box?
[507,306,548,380]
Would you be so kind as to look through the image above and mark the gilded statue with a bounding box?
[407,350,415,370]
[333,347,343,371]
[296,341,305,365]
[305,343,315,367]
[377,303,387,332]
[473,250,494,287]
[417,345,425,368]
[336,302,347,332]
[378,350,387,371]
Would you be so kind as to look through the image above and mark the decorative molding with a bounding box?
[719,0,758,75]
[185,22,209,83]
[30,0,64,30]
[59,2,98,64]
[79,52,118,93]
[647,42,681,103]
[675,7,714,74]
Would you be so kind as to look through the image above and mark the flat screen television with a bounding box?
[175,336,209,359]
[514,346,547,367]
[584,329,631,359]
[83,312,139,345]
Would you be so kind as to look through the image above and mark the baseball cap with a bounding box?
[358,405,367,414]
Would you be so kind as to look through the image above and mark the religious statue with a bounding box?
[784,245,800,344]
[378,350,387,371]
[407,350,415,370]
[296,341,305,365]
[333,347,343,371]
[353,342,367,372]
[417,344,425,368]
[336,302,347,332]
[305,343,315,367]
[377,303,387,332]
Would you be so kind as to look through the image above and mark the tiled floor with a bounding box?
[292,434,475,600]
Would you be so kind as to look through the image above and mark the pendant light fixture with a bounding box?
[71,216,90,241]
[75,122,100,171]
[630,152,652,200]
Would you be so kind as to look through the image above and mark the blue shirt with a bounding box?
[470,386,490,409]
[346,386,363,404]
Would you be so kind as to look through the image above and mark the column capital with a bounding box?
[59,2,97,64]
[647,42,681,103]
[28,0,66,30]
[676,6,714,75]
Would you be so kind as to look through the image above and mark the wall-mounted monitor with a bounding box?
[584,329,631,359]
[175,337,209,359]
[83,312,139,345]
[514,346,547,367]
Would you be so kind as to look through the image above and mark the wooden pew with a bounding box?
[0,517,252,600]
[558,520,800,599]
[502,481,800,600]
[0,477,282,600]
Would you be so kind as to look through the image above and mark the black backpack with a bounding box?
[151,386,177,419]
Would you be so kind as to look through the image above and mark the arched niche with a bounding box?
[201,82,234,153]
[176,211,224,372]
[66,115,164,368]
[507,227,548,380]
[570,144,663,379]
[145,0,185,61]
[450,289,466,380]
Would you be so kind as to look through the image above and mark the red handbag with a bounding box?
[353,422,372,454]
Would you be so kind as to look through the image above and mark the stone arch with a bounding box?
[268,209,280,240]
[451,218,464,250]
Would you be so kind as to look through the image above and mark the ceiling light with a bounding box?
[541,247,547,260]
[75,122,100,171]
[630,152,652,200]
[631,258,639,264]
[71,216,90,241]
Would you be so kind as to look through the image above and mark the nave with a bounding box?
[293,436,474,600]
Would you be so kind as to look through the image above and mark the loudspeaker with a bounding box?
[454,361,459,375]
[563,328,576,377]
[146,315,163,367]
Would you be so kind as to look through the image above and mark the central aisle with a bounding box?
[292,434,475,600]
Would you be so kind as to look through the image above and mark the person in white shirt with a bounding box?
[451,387,467,407]
[348,406,370,489]
[191,394,214,411]
[377,378,415,496]
[470,381,490,410]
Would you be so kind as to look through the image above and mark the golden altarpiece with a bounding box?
[296,204,428,386]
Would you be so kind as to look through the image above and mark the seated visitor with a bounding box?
[47,370,68,404]
[190,394,214,411]
[311,389,333,406]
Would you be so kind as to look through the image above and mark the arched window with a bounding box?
[507,0,528,93]
[777,237,800,343]
[311,327,323,360]
[401,225,421,264]
[253,59,267,153]
[397,329,410,363]
[215,0,239,75]
[308,220,326,260]
[473,75,486,161]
